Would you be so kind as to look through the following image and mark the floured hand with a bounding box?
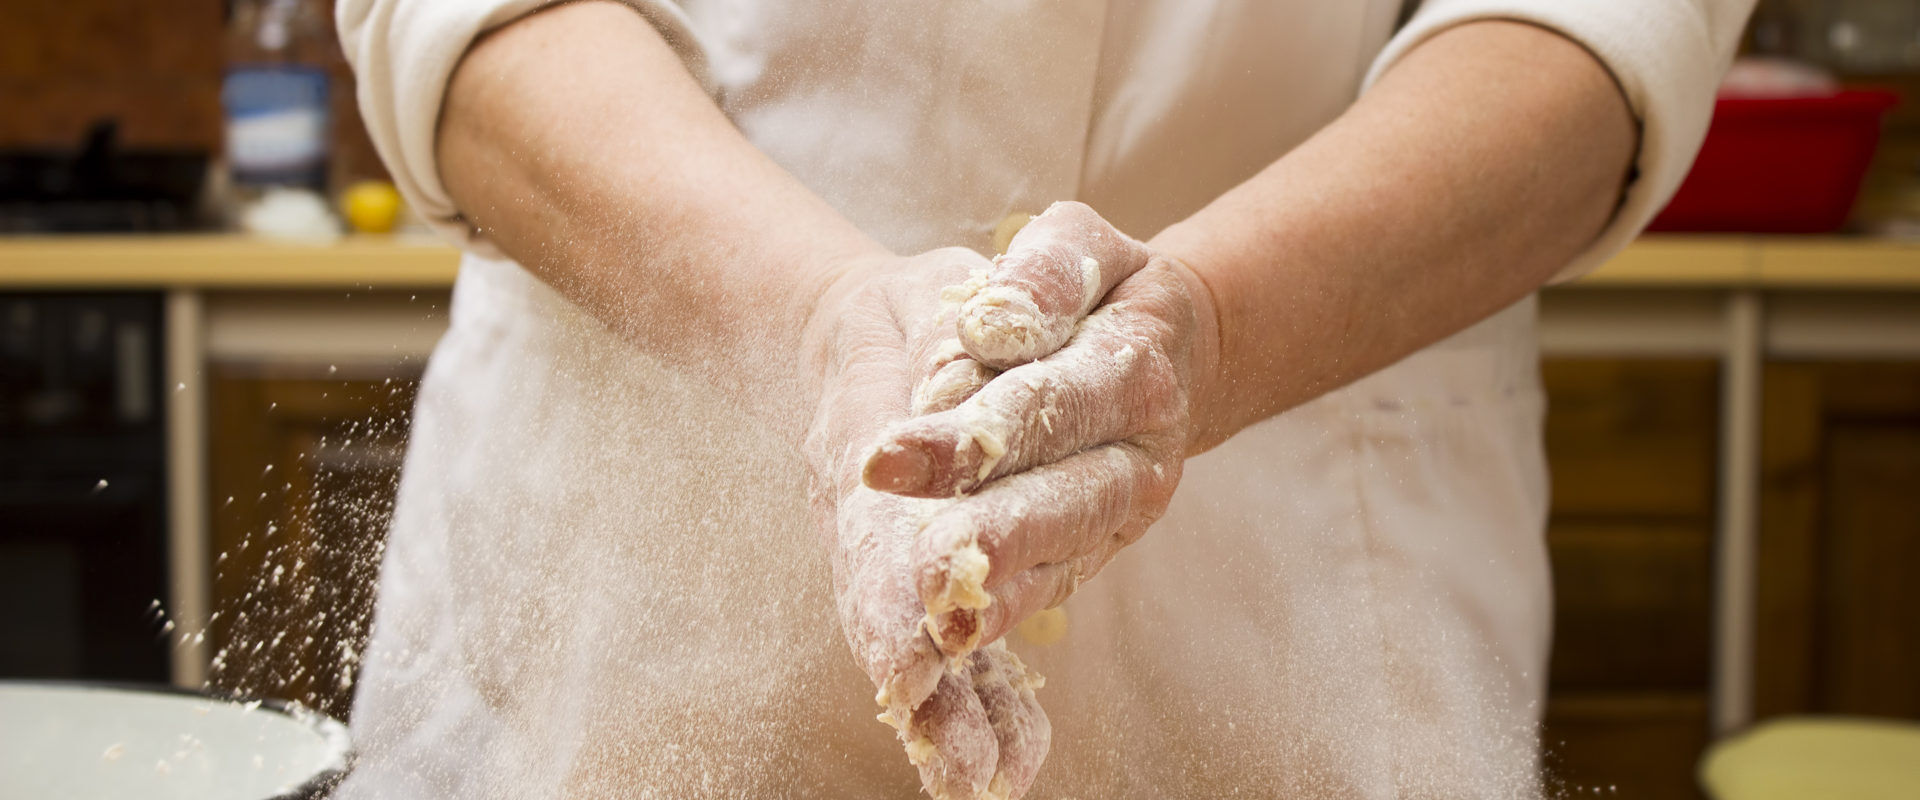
[861,202,1219,662]
[802,249,1053,799]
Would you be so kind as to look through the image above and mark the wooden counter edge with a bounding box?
[0,235,460,289]
[4,234,1920,290]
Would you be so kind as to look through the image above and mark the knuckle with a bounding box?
[918,336,970,372]
[1129,348,1185,431]
[927,245,985,264]
[1115,440,1178,526]
[1038,200,1102,231]
[1046,563,1082,609]
[801,421,841,480]
[1001,241,1081,295]
[913,357,992,416]
[1112,518,1153,547]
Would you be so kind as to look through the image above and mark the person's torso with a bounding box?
[689,0,1406,252]
[342,2,1554,796]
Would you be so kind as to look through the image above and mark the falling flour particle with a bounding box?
[101,743,125,761]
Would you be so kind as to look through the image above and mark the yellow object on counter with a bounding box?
[1700,716,1920,800]
[341,180,405,234]
[992,212,1034,255]
[1016,607,1067,646]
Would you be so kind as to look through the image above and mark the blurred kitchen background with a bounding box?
[2,1,1918,797]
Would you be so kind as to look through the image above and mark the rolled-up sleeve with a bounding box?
[1362,0,1755,282]
[336,0,711,253]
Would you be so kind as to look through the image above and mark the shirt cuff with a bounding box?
[1362,0,1746,283]
[337,0,712,257]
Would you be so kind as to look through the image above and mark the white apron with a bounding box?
[334,0,1743,796]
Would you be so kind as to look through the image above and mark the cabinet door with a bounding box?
[206,368,417,720]
[1757,362,1920,720]
[1541,358,1718,800]
[1543,358,1920,799]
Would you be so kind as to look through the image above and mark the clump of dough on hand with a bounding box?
[924,538,992,654]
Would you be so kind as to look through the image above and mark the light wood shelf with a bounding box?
[0,235,460,289]
[4,233,1920,290]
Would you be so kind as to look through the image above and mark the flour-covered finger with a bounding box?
[913,437,1180,658]
[925,561,1076,661]
[872,307,992,499]
[893,669,999,800]
[950,201,1153,370]
[903,292,997,418]
[864,296,1187,499]
[909,339,996,417]
[810,297,921,497]
[969,644,1051,799]
[835,489,953,717]
[811,370,949,710]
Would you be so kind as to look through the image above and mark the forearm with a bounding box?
[1154,20,1637,452]
[437,1,884,410]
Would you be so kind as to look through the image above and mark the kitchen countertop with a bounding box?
[0,235,460,289]
[3,233,1920,290]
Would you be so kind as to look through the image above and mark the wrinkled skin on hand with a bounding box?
[802,248,1053,800]
[862,202,1211,665]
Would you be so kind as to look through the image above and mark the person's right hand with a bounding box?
[800,249,1052,800]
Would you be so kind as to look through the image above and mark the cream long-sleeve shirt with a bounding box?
[333,2,1751,797]
[341,0,1749,277]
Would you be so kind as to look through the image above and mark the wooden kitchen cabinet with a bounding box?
[1540,359,1719,799]
[205,366,418,721]
[1540,358,1920,799]
[1755,362,1920,720]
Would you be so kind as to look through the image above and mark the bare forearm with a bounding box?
[1154,21,1637,451]
[437,1,883,405]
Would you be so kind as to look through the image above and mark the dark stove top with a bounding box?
[1,122,211,233]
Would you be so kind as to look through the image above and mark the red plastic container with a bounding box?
[1647,90,1899,233]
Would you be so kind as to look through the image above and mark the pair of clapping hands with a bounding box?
[801,201,1212,799]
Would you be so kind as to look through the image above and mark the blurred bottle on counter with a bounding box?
[221,0,341,239]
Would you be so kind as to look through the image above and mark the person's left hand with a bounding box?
[802,247,1055,799]
[860,201,1219,661]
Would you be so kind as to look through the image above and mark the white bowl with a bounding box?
[0,682,351,800]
